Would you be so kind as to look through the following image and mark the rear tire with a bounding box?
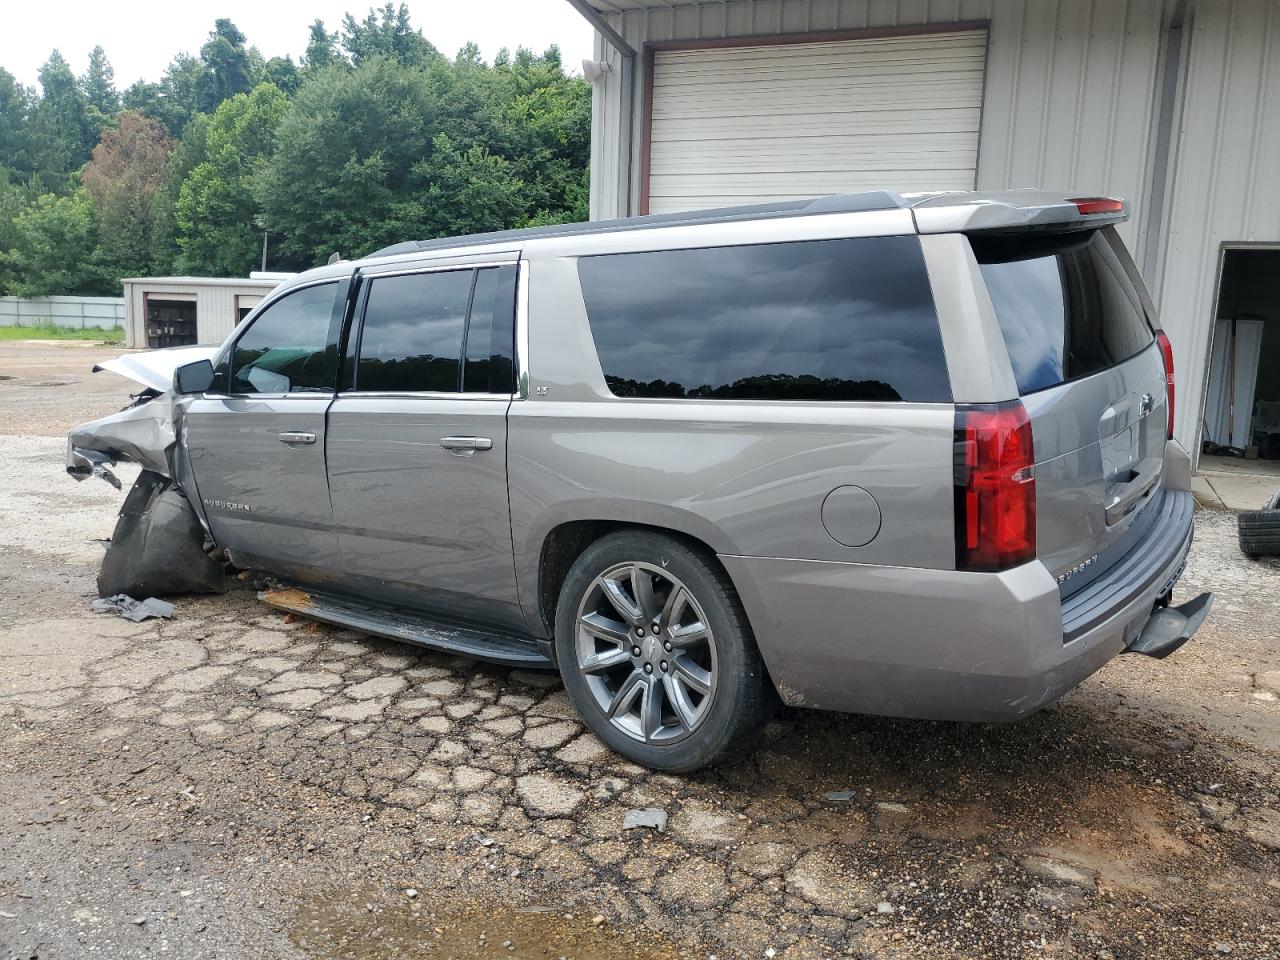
[1239,509,1280,557]
[553,530,775,772]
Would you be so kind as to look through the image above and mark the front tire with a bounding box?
[553,530,775,772]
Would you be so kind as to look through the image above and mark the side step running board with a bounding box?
[257,587,555,669]
[1126,592,1214,659]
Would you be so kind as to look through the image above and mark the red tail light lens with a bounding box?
[954,401,1037,572]
[1155,329,1175,439]
[1068,197,1125,216]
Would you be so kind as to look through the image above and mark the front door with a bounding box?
[183,278,348,579]
[325,261,525,632]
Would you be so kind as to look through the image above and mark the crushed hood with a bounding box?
[92,345,220,393]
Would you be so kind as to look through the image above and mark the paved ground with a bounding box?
[2,342,1280,960]
[1195,455,1280,513]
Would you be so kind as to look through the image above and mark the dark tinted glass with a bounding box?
[355,270,473,392]
[462,265,517,393]
[577,236,949,403]
[229,283,337,394]
[972,229,1155,395]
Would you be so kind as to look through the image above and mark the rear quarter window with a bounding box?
[971,228,1155,395]
[576,236,951,403]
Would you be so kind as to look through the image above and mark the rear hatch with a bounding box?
[969,226,1169,598]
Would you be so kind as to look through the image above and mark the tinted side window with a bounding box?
[462,265,517,394]
[577,237,950,402]
[355,270,473,392]
[229,283,338,394]
[971,229,1155,395]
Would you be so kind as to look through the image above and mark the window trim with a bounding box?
[205,278,347,400]
[342,261,519,400]
[574,236,954,406]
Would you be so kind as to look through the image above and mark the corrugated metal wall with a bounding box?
[586,0,1280,453]
[593,0,1174,267]
[1156,0,1280,451]
[124,281,281,348]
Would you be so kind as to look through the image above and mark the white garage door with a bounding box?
[646,29,988,214]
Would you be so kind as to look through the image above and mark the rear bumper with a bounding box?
[721,489,1200,722]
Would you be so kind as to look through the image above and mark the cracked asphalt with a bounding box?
[2,341,1280,960]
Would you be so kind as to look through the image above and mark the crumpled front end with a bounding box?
[66,346,227,597]
[65,345,217,489]
[67,392,177,489]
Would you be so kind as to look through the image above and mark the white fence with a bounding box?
[0,295,125,330]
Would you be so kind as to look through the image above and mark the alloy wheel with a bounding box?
[574,561,718,744]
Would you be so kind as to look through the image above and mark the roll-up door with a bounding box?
[646,29,988,214]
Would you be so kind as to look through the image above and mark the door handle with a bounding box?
[278,431,317,445]
[440,436,493,454]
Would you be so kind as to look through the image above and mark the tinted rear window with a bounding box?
[577,236,950,403]
[971,229,1154,395]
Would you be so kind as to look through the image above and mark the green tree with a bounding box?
[497,48,591,225]
[82,111,172,280]
[255,57,440,265]
[302,20,343,75]
[0,67,34,178]
[0,188,110,295]
[175,84,288,274]
[412,134,524,237]
[262,56,301,96]
[80,46,119,114]
[0,174,32,293]
[149,113,209,273]
[126,53,208,138]
[80,46,120,146]
[196,19,254,113]
[341,4,439,68]
[28,51,94,190]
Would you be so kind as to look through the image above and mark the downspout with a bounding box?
[565,0,637,216]
[1142,0,1192,297]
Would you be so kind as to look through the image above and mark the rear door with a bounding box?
[183,279,348,577]
[324,260,525,632]
[970,227,1168,594]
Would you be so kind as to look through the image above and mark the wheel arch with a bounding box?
[525,509,739,641]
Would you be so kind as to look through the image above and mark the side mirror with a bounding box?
[174,359,215,395]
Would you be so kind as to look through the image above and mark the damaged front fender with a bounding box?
[68,346,228,597]
[65,345,218,488]
[67,392,176,487]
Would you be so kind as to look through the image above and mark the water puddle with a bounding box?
[293,890,680,960]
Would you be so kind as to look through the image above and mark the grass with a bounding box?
[0,323,125,343]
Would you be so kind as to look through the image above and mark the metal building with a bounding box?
[567,0,1280,466]
[121,276,288,349]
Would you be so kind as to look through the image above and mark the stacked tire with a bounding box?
[1239,490,1280,557]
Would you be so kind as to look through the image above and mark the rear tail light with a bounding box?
[1155,329,1175,439]
[1067,197,1125,216]
[954,401,1037,572]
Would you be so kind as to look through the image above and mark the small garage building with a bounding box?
[121,276,288,349]
[567,0,1280,468]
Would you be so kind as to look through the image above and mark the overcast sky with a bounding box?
[1,0,598,89]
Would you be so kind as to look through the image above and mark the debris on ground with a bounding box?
[90,594,175,622]
[622,808,668,832]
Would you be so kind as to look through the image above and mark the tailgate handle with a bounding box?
[1104,461,1161,525]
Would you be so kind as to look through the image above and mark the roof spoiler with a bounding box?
[905,190,1129,234]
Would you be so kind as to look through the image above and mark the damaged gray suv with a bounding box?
[69,190,1213,771]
